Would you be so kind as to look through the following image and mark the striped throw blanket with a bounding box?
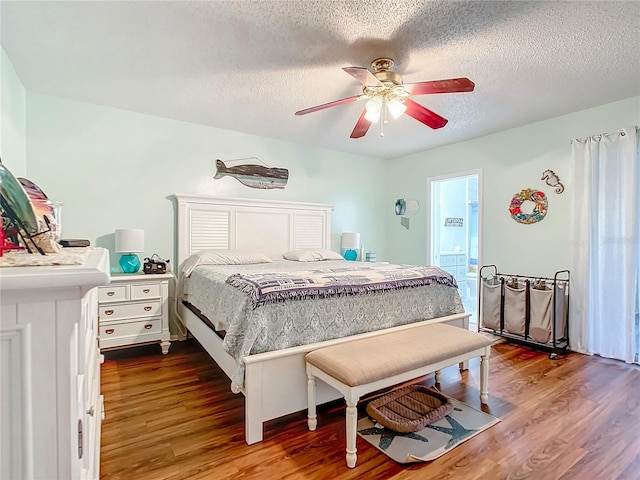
[226,263,458,308]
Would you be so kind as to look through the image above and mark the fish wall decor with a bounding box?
[214,159,289,189]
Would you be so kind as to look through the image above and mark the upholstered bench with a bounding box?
[305,322,492,468]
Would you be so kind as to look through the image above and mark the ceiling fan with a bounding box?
[295,58,474,138]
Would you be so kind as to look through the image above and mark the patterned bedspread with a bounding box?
[182,260,464,391]
[225,264,457,308]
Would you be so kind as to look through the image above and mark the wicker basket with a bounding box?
[365,385,453,433]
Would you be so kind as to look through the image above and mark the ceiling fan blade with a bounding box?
[295,95,361,116]
[342,67,383,87]
[404,98,448,129]
[350,110,372,138]
[404,77,475,95]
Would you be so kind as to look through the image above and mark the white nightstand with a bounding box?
[98,272,172,354]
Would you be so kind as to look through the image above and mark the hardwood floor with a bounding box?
[100,339,640,480]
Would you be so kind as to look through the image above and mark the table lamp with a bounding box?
[341,232,360,261]
[115,229,144,273]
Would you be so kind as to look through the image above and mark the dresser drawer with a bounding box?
[130,283,161,300]
[99,318,162,344]
[439,255,456,267]
[441,266,456,278]
[99,300,162,321]
[98,285,128,302]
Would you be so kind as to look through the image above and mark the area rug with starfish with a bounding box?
[357,393,500,464]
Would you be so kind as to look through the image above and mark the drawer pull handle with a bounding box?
[107,291,115,296]
[144,306,152,311]
[105,329,115,335]
[143,288,150,293]
[144,324,153,330]
[87,406,95,417]
[105,309,114,315]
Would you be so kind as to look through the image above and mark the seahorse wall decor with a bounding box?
[541,169,564,194]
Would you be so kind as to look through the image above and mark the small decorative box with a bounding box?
[143,254,169,274]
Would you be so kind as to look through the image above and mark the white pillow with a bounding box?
[177,250,270,296]
[179,249,273,281]
[283,249,344,262]
[193,249,273,265]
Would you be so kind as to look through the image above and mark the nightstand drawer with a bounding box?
[99,300,162,321]
[99,318,162,342]
[98,285,128,302]
[130,283,161,300]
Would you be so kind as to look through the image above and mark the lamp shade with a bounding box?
[341,232,360,250]
[387,98,407,119]
[115,229,145,253]
[364,97,382,123]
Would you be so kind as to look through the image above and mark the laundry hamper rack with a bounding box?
[478,265,570,358]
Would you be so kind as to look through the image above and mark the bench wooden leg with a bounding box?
[307,371,317,431]
[345,399,358,468]
[480,353,489,404]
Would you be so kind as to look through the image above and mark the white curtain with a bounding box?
[569,126,639,364]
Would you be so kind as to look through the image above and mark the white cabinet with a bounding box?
[439,252,467,284]
[98,272,172,354]
[0,248,110,480]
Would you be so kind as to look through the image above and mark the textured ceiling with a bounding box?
[2,1,639,159]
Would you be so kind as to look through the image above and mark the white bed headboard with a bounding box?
[173,194,334,265]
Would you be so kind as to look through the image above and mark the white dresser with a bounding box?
[98,272,172,354]
[0,247,110,480]
[439,252,467,284]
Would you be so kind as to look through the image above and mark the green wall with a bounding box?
[383,96,640,277]
[22,93,386,271]
[0,48,27,176]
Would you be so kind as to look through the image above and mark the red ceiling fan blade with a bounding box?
[295,95,361,116]
[350,110,372,138]
[342,67,383,87]
[404,77,475,95]
[404,98,448,129]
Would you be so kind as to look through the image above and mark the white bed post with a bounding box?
[243,362,265,445]
[460,314,470,370]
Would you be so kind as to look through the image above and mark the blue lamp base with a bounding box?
[119,254,141,273]
[343,249,358,261]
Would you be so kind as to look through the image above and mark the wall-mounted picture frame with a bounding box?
[406,200,420,215]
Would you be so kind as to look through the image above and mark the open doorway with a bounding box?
[427,170,482,330]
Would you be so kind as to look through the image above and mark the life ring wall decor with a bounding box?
[509,188,548,224]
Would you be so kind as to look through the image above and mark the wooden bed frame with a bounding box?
[172,193,470,445]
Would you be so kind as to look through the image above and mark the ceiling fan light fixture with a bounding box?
[387,98,407,119]
[365,96,382,112]
[295,57,475,139]
[364,109,380,123]
[364,96,383,123]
